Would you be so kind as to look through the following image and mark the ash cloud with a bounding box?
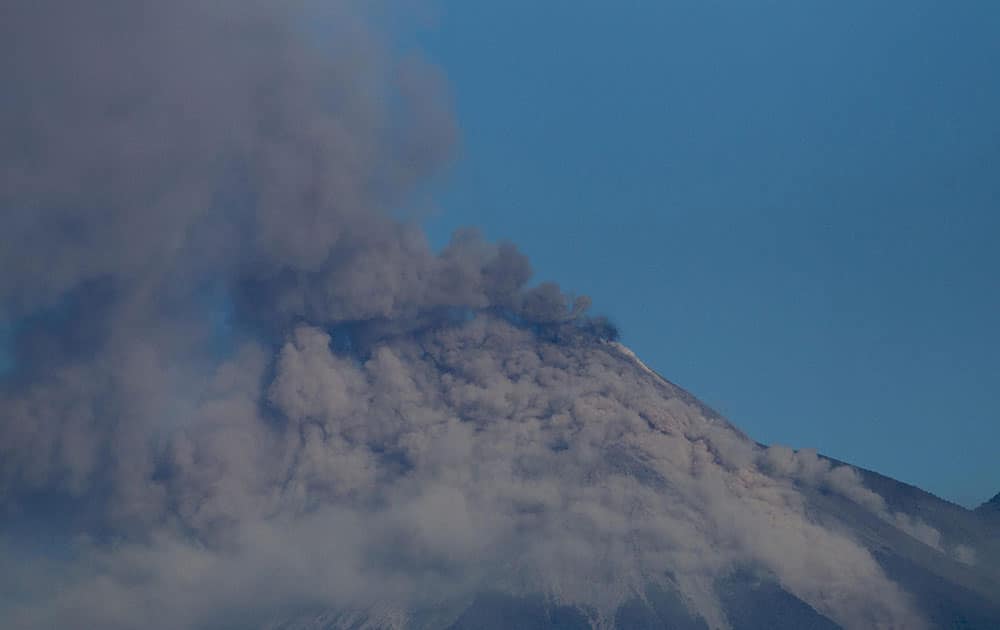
[0,2,945,629]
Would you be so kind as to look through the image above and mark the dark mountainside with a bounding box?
[1,2,998,629]
[977,493,1000,516]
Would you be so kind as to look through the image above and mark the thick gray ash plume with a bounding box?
[0,0,580,505]
[0,2,984,629]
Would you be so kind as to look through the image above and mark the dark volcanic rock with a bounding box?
[717,570,841,630]
[446,593,590,630]
[976,492,1000,516]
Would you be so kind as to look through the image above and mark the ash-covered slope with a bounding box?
[253,324,999,630]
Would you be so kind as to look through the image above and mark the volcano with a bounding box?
[1,1,998,628]
[13,315,998,630]
[4,314,999,629]
[242,321,999,630]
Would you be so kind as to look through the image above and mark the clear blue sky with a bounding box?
[414,1,1000,507]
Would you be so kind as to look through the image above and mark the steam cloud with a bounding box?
[0,2,948,629]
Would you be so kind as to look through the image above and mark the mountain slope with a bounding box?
[4,316,998,630]
[251,322,1000,630]
[976,492,1000,517]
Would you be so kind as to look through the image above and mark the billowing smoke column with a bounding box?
[0,2,957,629]
[0,0,591,512]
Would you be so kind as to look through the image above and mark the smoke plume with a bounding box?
[0,2,954,629]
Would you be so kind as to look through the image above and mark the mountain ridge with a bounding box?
[976,492,1000,513]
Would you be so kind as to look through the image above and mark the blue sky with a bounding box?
[415,1,1000,507]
